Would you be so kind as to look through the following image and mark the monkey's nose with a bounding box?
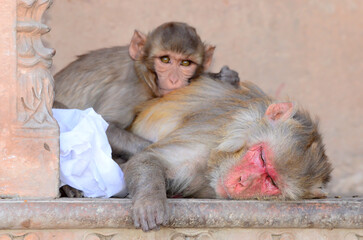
[169,79,177,84]
[236,177,246,189]
[169,76,179,84]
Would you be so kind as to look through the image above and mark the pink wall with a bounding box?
[44,0,363,196]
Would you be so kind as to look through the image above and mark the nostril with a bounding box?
[169,78,178,84]
[237,177,244,186]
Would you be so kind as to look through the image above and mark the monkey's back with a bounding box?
[131,77,331,200]
[132,78,270,143]
[54,46,153,127]
[131,78,272,197]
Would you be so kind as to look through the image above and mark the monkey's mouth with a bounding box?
[159,87,180,95]
[159,87,180,91]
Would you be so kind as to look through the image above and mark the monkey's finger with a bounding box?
[155,208,164,225]
[137,208,150,232]
[132,208,142,228]
[141,221,150,232]
[155,203,167,225]
[146,208,158,230]
[221,65,230,71]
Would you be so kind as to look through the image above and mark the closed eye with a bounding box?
[260,147,266,167]
[261,147,278,188]
[269,176,278,188]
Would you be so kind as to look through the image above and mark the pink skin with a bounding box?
[154,51,198,96]
[217,143,281,199]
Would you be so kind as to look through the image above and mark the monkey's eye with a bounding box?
[160,56,170,63]
[268,176,278,188]
[181,60,191,66]
[260,147,266,167]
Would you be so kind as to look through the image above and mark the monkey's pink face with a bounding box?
[154,52,198,96]
[217,143,281,199]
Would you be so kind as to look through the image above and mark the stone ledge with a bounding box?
[0,198,361,230]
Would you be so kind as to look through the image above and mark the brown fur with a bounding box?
[54,22,240,198]
[54,22,227,162]
[133,22,215,96]
[54,46,153,160]
[125,77,332,231]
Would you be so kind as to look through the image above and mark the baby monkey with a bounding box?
[54,22,239,162]
[54,22,239,197]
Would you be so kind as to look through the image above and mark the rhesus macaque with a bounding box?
[54,22,239,163]
[125,78,332,231]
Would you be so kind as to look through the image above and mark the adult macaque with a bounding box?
[125,78,332,231]
[54,21,239,162]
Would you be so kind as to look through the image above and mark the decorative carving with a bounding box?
[16,0,56,128]
[345,233,363,240]
[259,231,295,240]
[84,233,117,240]
[0,234,12,240]
[0,233,40,240]
[170,230,215,240]
[22,233,40,240]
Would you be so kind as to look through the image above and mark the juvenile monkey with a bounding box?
[125,78,332,231]
[54,22,239,162]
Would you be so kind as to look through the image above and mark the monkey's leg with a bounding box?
[124,151,168,231]
[106,123,152,158]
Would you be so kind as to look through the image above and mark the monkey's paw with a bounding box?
[219,65,240,88]
[132,196,169,231]
[60,185,84,198]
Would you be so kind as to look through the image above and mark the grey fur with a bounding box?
[53,23,240,197]
[125,78,332,231]
[54,46,153,159]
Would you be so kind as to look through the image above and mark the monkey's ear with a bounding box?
[203,45,216,70]
[129,30,147,60]
[265,102,294,122]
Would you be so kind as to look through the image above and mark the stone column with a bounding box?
[0,0,59,198]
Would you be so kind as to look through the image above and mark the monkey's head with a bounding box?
[209,101,332,200]
[129,22,215,96]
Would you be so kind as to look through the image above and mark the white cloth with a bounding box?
[52,108,127,198]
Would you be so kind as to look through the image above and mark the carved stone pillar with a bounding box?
[0,0,59,198]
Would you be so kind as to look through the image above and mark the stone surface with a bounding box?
[43,0,363,197]
[0,198,361,229]
[0,229,362,240]
[0,0,59,199]
[0,198,361,239]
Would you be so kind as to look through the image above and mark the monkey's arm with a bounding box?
[124,151,169,231]
[204,66,240,88]
[53,101,69,109]
[106,123,152,161]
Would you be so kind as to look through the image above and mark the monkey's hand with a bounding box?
[132,193,169,231]
[125,152,168,231]
[219,65,240,88]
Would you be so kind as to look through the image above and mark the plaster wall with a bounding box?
[44,0,363,196]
